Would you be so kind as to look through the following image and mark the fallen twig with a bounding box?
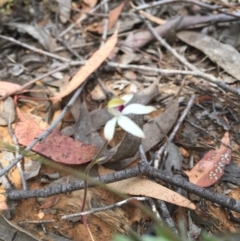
[107,62,240,97]
[62,197,147,220]
[5,162,240,213]
[0,35,80,64]
[135,0,222,11]
[154,95,195,168]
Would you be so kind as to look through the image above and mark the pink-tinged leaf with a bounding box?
[15,122,98,165]
[184,132,231,187]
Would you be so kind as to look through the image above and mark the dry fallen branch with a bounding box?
[4,161,240,213]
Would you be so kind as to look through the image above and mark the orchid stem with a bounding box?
[80,140,108,213]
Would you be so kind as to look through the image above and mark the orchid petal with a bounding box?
[121,94,133,104]
[117,115,145,139]
[104,117,118,141]
[122,104,156,115]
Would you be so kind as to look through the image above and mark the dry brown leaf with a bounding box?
[185,132,231,187]
[97,1,126,33]
[110,177,195,209]
[51,27,118,100]
[177,31,240,82]
[99,166,195,210]
[142,98,179,152]
[75,102,104,149]
[6,23,56,52]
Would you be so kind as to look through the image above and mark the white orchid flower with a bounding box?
[104,94,156,142]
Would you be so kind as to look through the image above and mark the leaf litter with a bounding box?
[1,1,240,240]
[185,132,231,188]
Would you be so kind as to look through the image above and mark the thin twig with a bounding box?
[138,144,149,166]
[56,37,83,60]
[143,18,240,97]
[62,197,147,220]
[0,34,85,65]
[82,217,95,241]
[18,220,55,225]
[143,19,198,72]
[0,35,76,63]
[1,64,70,100]
[1,33,238,98]
[107,62,240,97]
[148,198,161,219]
[157,200,178,233]
[154,95,195,168]
[135,0,222,11]
[54,41,97,52]
[97,77,113,99]
[185,120,232,150]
